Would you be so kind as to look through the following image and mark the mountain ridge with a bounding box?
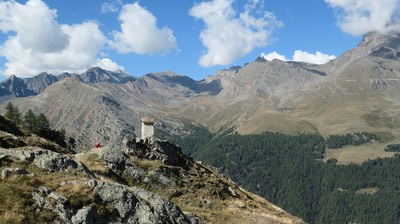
[2,31,400,149]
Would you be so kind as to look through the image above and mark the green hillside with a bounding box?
[171,131,400,224]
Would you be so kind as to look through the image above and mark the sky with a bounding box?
[0,0,399,81]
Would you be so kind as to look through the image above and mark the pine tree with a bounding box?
[36,113,50,133]
[4,102,22,125]
[23,109,37,133]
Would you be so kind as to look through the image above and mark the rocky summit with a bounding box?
[0,116,302,223]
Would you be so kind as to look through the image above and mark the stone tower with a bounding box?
[141,117,154,139]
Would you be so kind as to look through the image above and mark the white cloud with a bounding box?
[0,0,122,77]
[95,58,123,71]
[292,50,336,64]
[110,2,177,55]
[0,0,69,53]
[261,50,336,64]
[260,51,287,61]
[325,0,400,36]
[189,0,283,67]
[101,0,122,13]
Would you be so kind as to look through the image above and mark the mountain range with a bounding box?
[1,31,400,150]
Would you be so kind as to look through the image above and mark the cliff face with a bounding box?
[0,116,303,224]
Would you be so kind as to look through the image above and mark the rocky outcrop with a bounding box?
[33,150,78,172]
[0,167,28,179]
[0,144,203,223]
[122,135,192,169]
[0,147,78,172]
[90,144,178,188]
[92,180,202,224]
[32,180,203,224]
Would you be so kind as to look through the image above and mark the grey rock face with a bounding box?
[0,148,78,172]
[124,164,146,182]
[0,167,28,179]
[91,146,126,169]
[32,179,203,224]
[122,136,192,169]
[145,170,176,187]
[0,148,36,161]
[88,180,139,222]
[33,150,78,172]
[89,180,202,224]
[71,206,97,224]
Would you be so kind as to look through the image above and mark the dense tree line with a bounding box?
[184,131,400,224]
[385,144,400,152]
[4,102,75,149]
[325,132,378,149]
[157,123,214,156]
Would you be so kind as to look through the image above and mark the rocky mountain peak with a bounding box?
[357,32,400,59]
[0,74,35,98]
[255,56,267,62]
[358,32,390,48]
[79,67,122,83]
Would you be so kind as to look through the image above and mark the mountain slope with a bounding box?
[7,77,137,150]
[0,115,302,224]
[177,32,400,138]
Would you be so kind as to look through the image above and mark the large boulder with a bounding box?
[89,180,202,224]
[0,147,78,172]
[122,135,192,169]
[33,150,78,172]
[32,180,203,224]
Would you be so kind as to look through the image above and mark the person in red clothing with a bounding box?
[94,142,101,148]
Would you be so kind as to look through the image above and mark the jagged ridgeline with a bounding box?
[0,115,302,224]
[3,33,400,153]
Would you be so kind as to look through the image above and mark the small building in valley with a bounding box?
[141,117,154,139]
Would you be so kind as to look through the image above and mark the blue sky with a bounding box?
[0,0,399,80]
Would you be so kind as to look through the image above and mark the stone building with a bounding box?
[141,117,154,139]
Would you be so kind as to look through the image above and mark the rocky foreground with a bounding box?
[0,117,303,224]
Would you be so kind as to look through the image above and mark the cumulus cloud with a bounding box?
[95,58,123,71]
[260,51,287,61]
[0,0,122,77]
[189,0,283,67]
[292,50,336,64]
[101,0,122,13]
[261,50,336,64]
[0,0,69,53]
[325,0,400,36]
[110,2,177,55]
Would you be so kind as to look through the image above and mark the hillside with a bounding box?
[192,131,400,223]
[180,32,400,137]
[0,115,302,223]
